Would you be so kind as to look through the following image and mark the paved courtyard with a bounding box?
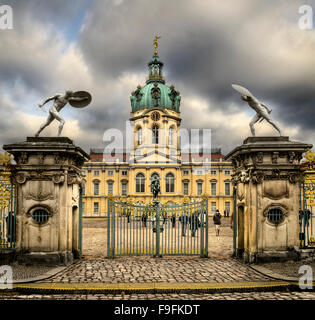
[2,217,315,301]
[41,256,271,284]
[1,292,315,300]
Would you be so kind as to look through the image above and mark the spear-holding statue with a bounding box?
[232,84,281,137]
[35,90,92,137]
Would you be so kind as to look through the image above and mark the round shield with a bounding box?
[69,91,92,108]
[231,84,253,98]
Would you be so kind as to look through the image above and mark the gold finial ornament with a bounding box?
[0,152,13,209]
[306,150,315,162]
[0,152,12,166]
[153,35,161,55]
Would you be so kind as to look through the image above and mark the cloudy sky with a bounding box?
[0,0,315,155]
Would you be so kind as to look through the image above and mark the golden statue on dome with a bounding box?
[153,35,161,55]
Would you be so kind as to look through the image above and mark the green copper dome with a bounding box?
[130,54,181,112]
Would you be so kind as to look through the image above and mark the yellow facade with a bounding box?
[82,160,234,216]
[82,106,234,217]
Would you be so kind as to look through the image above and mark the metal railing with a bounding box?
[299,181,315,248]
[0,180,16,250]
[107,200,208,258]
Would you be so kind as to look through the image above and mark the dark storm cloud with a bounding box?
[0,0,314,153]
[0,0,89,96]
[77,0,315,139]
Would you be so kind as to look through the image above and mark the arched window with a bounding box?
[152,125,159,144]
[137,127,142,145]
[136,173,145,193]
[150,172,160,181]
[165,173,175,193]
[169,127,174,145]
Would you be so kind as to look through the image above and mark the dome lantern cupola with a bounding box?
[147,36,165,84]
[130,36,181,113]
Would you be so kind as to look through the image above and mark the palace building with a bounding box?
[82,41,234,216]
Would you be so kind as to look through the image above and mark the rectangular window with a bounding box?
[94,170,100,176]
[107,181,114,195]
[166,175,175,193]
[211,182,217,196]
[183,182,189,195]
[211,170,217,175]
[197,182,203,195]
[82,170,86,176]
[82,184,85,196]
[93,202,99,213]
[138,128,142,145]
[211,202,216,214]
[225,201,231,214]
[121,170,128,176]
[183,170,189,176]
[93,182,99,195]
[136,181,144,192]
[108,170,114,176]
[152,126,159,144]
[196,170,203,175]
[225,182,231,196]
[121,182,128,196]
[224,170,231,175]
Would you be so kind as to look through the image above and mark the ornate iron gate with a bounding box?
[299,180,315,248]
[78,186,83,258]
[299,150,315,248]
[0,152,16,250]
[107,199,208,258]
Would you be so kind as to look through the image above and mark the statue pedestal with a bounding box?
[3,137,89,265]
[226,136,312,263]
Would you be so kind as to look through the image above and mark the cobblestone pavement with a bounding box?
[1,291,315,300]
[5,263,55,280]
[51,218,266,285]
[259,260,315,278]
[41,256,271,284]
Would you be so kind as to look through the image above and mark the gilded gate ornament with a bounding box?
[0,152,13,209]
[302,150,315,207]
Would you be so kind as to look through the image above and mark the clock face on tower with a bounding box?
[151,111,160,122]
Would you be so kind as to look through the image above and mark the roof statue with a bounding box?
[153,35,161,55]
[232,84,281,137]
[35,90,92,137]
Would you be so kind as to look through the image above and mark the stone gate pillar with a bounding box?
[225,136,312,263]
[3,137,89,265]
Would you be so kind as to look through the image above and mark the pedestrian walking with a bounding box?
[171,213,176,228]
[163,210,167,225]
[213,209,222,236]
[190,212,199,237]
[127,209,131,223]
[224,209,227,217]
[142,210,147,227]
[179,212,189,236]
